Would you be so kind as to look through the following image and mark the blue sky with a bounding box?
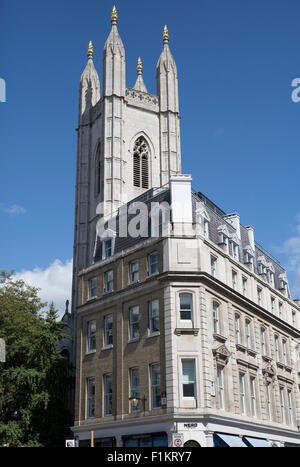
[1,0,300,313]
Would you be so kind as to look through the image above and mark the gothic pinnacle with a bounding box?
[87,40,93,59]
[163,25,169,43]
[137,57,143,75]
[111,5,118,24]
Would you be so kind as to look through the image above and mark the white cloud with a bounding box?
[14,259,73,319]
[274,214,300,273]
[0,203,26,215]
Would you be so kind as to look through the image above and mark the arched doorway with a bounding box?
[184,440,201,447]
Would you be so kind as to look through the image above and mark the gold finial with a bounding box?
[163,25,169,43]
[111,5,118,23]
[87,40,93,59]
[137,57,143,74]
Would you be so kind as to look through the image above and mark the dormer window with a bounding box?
[243,246,254,265]
[217,225,230,250]
[218,232,228,246]
[195,203,210,239]
[267,270,275,287]
[259,263,266,275]
[279,274,288,292]
[102,236,115,260]
[257,256,268,277]
[230,240,239,260]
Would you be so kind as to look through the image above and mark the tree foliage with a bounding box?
[0,271,74,447]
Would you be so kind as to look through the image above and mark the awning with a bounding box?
[243,437,270,447]
[214,433,247,447]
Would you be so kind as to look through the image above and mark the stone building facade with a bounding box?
[71,8,300,447]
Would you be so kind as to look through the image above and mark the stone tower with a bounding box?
[72,7,181,307]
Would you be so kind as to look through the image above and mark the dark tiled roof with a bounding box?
[94,186,287,295]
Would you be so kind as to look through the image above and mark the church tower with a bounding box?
[72,7,182,278]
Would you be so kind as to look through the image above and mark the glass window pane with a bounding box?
[180,293,192,320]
[182,360,195,397]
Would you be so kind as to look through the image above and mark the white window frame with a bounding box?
[86,377,95,419]
[102,238,114,260]
[232,270,237,291]
[257,287,262,306]
[104,270,114,293]
[87,320,96,353]
[150,363,161,410]
[282,339,288,365]
[245,319,251,348]
[129,368,140,413]
[148,252,159,276]
[287,390,294,425]
[235,313,241,345]
[239,373,246,415]
[149,300,160,335]
[104,315,113,347]
[250,376,257,418]
[129,306,140,341]
[242,277,247,297]
[103,374,112,417]
[271,297,275,314]
[217,365,225,410]
[88,277,97,299]
[204,219,209,238]
[179,293,193,321]
[280,387,286,424]
[211,255,217,278]
[182,359,196,398]
[266,384,272,421]
[261,328,266,356]
[213,301,220,334]
[292,310,296,328]
[129,260,139,283]
[274,335,280,362]
[279,302,283,319]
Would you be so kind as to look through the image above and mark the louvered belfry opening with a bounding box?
[133,136,149,189]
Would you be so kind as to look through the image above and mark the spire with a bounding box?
[134,57,148,93]
[79,41,100,120]
[87,40,93,60]
[137,56,143,74]
[103,5,125,96]
[163,25,169,44]
[111,5,118,24]
[156,25,178,112]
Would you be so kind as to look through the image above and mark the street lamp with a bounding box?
[129,395,147,415]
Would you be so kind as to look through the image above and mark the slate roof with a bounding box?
[93,186,288,295]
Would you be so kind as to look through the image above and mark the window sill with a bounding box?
[213,333,227,343]
[247,348,257,358]
[87,296,97,302]
[262,355,272,362]
[128,338,140,344]
[86,349,96,355]
[175,328,199,336]
[148,272,159,278]
[148,332,160,338]
[236,343,247,353]
[102,344,113,351]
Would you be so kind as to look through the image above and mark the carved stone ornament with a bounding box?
[213,344,231,363]
[262,362,276,378]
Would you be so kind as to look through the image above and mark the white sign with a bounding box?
[65,439,75,447]
[172,433,184,448]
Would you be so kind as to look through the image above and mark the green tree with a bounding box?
[0,271,74,447]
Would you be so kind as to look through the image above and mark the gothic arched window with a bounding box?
[133,137,149,189]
